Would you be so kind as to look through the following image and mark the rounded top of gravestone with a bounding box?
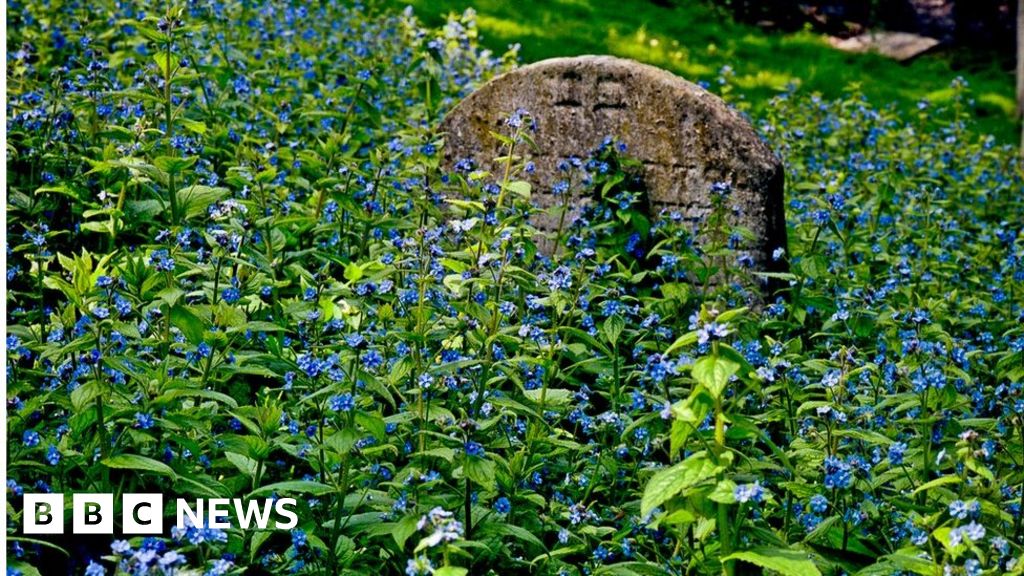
[440,55,786,276]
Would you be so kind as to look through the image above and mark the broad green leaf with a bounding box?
[463,458,496,491]
[691,355,739,398]
[603,314,625,346]
[641,453,722,518]
[663,330,697,356]
[478,522,546,550]
[225,452,258,478]
[911,475,960,496]
[594,562,670,575]
[722,547,821,576]
[524,388,573,406]
[176,185,229,218]
[669,388,714,455]
[170,305,206,344]
[433,568,468,576]
[102,454,176,478]
[855,552,938,576]
[179,118,207,134]
[249,480,335,498]
[154,155,197,174]
[708,479,737,504]
[344,262,364,283]
[506,180,531,200]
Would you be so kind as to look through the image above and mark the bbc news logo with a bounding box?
[23,494,298,534]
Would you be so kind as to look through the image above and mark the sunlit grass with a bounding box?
[392,0,1017,142]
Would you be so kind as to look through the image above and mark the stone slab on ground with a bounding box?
[827,31,942,61]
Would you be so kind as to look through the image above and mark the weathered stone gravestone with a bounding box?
[441,55,787,280]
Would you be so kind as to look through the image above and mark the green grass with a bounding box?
[392,0,1018,142]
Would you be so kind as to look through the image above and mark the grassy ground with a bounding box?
[389,0,1018,142]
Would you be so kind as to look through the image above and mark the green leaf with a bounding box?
[640,453,722,518]
[911,475,960,496]
[355,412,386,439]
[479,522,546,551]
[70,381,102,412]
[6,561,44,576]
[722,547,821,576]
[248,480,335,498]
[664,330,698,356]
[433,567,468,576]
[344,262,364,283]
[603,314,625,346]
[102,454,176,479]
[661,282,690,302]
[594,562,670,576]
[669,388,714,455]
[154,155,197,174]
[506,180,532,200]
[463,458,496,491]
[523,388,573,406]
[855,552,938,576]
[708,479,737,504]
[392,514,420,549]
[176,185,229,218]
[691,355,739,398]
[225,452,258,477]
[153,52,172,76]
[250,531,272,563]
[170,305,206,344]
[179,118,207,134]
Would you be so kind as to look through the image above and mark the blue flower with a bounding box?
[887,442,907,466]
[710,181,732,198]
[148,249,175,272]
[45,445,61,466]
[22,430,40,448]
[823,456,853,490]
[111,540,132,555]
[328,393,355,412]
[405,556,433,576]
[464,441,485,458]
[809,494,828,514]
[361,349,384,370]
[493,496,511,515]
[696,322,729,345]
[221,287,241,304]
[733,482,764,503]
[135,413,155,430]
[948,500,979,520]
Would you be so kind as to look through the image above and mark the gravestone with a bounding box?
[441,55,786,278]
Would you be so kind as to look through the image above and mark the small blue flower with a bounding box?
[45,445,61,466]
[809,494,828,514]
[887,442,907,466]
[733,481,764,503]
[22,430,40,448]
[328,393,355,412]
[361,349,384,370]
[135,413,155,430]
[221,287,241,304]
[464,441,485,458]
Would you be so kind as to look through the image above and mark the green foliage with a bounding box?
[6,1,1024,576]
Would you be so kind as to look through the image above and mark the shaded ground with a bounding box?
[387,0,1017,142]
